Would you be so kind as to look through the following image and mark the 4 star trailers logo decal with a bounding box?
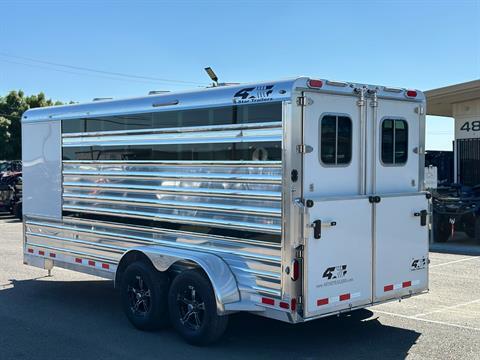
[323,265,348,280]
[411,256,428,271]
[233,85,275,104]
[317,264,353,288]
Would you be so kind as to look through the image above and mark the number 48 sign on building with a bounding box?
[454,100,480,140]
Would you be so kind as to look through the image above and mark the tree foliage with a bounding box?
[0,91,62,160]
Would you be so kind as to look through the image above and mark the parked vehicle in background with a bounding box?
[21,78,429,345]
[0,161,22,219]
[425,150,454,186]
[432,184,480,243]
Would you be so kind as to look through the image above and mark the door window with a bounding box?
[320,115,352,166]
[381,119,408,165]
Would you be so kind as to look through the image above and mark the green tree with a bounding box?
[0,91,62,160]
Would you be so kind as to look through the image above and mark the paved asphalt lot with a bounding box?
[0,214,479,360]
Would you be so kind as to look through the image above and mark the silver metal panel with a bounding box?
[62,122,282,147]
[22,121,62,219]
[62,161,282,234]
[22,79,306,123]
[22,77,424,125]
[24,216,283,301]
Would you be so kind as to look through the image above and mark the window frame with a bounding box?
[318,112,353,167]
[380,117,409,167]
[61,102,283,134]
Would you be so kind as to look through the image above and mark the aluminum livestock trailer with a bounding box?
[21,77,430,345]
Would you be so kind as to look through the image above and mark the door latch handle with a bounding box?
[414,210,428,226]
[311,220,337,239]
[313,220,322,239]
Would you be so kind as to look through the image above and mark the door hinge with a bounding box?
[296,144,313,154]
[415,106,425,115]
[295,245,304,258]
[296,96,313,107]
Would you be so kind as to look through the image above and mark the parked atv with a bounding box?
[432,184,480,243]
[0,161,22,219]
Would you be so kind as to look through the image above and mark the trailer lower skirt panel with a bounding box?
[24,216,283,300]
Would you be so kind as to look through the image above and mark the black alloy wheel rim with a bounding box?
[176,284,206,331]
[127,274,151,317]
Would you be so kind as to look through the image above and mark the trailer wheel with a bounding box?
[121,261,169,331]
[168,269,228,346]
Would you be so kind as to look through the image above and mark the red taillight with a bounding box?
[261,297,275,306]
[291,259,300,281]
[308,79,323,88]
[279,301,289,309]
[405,90,417,98]
[291,298,297,311]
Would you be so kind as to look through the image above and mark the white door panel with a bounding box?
[304,198,372,317]
[373,194,429,302]
[367,99,421,194]
[303,92,361,197]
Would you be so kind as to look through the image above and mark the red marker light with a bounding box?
[405,90,417,98]
[291,298,297,311]
[308,79,323,88]
[279,301,289,309]
[261,297,275,306]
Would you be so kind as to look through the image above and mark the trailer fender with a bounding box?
[117,246,240,314]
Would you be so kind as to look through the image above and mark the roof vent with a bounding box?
[148,90,170,95]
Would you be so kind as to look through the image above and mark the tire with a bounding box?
[433,215,450,243]
[168,269,228,346]
[121,261,169,331]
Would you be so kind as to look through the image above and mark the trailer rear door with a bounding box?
[373,194,429,301]
[304,197,373,317]
[302,91,373,317]
[368,97,429,300]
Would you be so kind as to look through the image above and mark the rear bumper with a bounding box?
[299,288,429,323]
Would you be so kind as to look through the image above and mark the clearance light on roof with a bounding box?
[405,89,418,98]
[307,79,323,88]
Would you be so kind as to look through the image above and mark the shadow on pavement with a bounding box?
[0,278,420,360]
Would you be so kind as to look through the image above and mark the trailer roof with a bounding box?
[22,77,425,123]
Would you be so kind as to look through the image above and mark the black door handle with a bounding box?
[313,220,322,239]
[414,210,428,226]
[420,210,428,226]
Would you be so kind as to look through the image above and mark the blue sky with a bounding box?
[1,0,479,150]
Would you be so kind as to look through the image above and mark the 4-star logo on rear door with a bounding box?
[322,265,348,280]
